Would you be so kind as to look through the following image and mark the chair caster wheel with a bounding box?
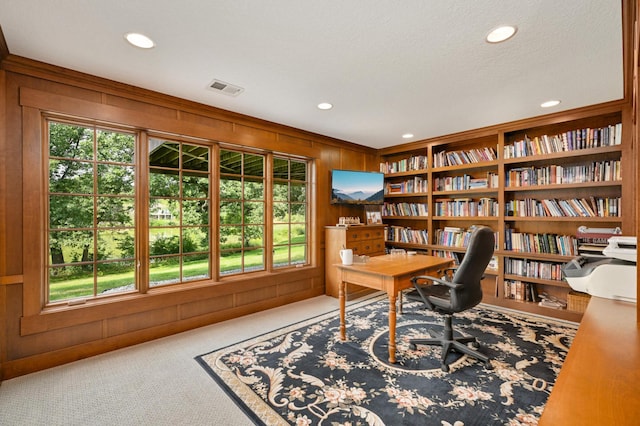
[409,343,417,350]
[441,364,449,373]
[484,361,493,370]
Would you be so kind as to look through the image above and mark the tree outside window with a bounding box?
[47,121,136,302]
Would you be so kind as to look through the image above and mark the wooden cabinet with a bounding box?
[378,104,632,321]
[325,225,386,298]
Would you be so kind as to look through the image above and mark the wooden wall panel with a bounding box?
[278,278,312,296]
[236,285,279,306]
[179,294,235,320]
[2,74,23,276]
[106,306,178,337]
[106,93,181,120]
[0,55,376,379]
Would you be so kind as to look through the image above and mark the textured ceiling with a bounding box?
[0,0,624,149]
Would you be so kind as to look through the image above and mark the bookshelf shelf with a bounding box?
[433,216,499,221]
[384,193,428,198]
[431,160,499,173]
[504,216,621,222]
[378,104,631,321]
[503,274,569,288]
[383,169,428,178]
[503,181,621,191]
[495,250,575,262]
[382,215,428,220]
[433,188,499,196]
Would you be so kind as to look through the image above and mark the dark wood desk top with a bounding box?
[539,296,640,425]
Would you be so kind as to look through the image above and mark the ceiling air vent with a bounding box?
[208,79,244,97]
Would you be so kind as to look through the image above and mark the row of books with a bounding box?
[432,146,498,168]
[504,229,578,256]
[433,173,499,191]
[504,280,539,302]
[433,225,499,249]
[379,155,428,174]
[434,197,499,217]
[384,177,428,194]
[504,258,564,281]
[504,197,620,218]
[381,202,428,217]
[505,160,621,187]
[434,226,474,247]
[384,226,429,245]
[503,123,622,159]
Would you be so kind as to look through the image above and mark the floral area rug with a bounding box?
[196,294,577,426]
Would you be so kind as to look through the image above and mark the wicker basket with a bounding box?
[567,291,591,313]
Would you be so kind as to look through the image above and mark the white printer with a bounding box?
[563,236,637,302]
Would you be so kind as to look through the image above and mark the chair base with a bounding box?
[409,314,491,372]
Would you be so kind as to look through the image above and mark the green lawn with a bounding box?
[49,243,306,301]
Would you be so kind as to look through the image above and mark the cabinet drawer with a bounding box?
[351,240,385,255]
[346,228,384,243]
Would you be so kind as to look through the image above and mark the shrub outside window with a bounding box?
[219,149,266,275]
[273,157,308,268]
[148,138,211,287]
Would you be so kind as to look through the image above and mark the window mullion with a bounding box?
[137,131,150,293]
[265,153,274,271]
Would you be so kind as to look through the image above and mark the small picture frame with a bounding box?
[365,206,382,225]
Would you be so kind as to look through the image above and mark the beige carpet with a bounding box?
[0,295,346,426]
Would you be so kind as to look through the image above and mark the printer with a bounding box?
[563,236,637,302]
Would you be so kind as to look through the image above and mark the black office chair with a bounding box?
[406,226,494,372]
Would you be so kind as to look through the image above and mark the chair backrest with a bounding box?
[449,226,495,311]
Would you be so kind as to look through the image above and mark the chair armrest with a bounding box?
[411,275,463,291]
[409,275,463,311]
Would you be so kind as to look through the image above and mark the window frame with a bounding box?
[45,118,140,305]
[272,155,310,269]
[147,136,213,288]
[29,112,313,311]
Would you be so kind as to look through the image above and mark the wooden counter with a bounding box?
[539,296,640,425]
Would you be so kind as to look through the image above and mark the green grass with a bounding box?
[49,240,307,301]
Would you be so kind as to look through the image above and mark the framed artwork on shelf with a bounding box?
[365,206,383,224]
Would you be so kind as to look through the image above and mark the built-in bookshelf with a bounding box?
[378,105,630,321]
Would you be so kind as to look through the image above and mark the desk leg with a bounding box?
[339,280,346,341]
[388,291,397,363]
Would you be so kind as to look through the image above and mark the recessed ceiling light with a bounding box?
[486,26,517,43]
[317,102,333,110]
[541,100,561,108]
[125,32,155,49]
[402,133,414,139]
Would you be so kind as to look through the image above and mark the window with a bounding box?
[273,157,308,268]
[219,149,265,275]
[47,121,136,303]
[149,138,211,287]
[43,118,310,304]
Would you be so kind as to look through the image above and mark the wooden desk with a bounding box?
[539,296,640,425]
[336,254,453,363]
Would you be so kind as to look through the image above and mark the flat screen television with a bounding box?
[330,169,384,205]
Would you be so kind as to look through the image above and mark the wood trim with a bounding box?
[22,106,45,316]
[0,275,23,285]
[20,265,321,336]
[378,101,628,156]
[3,54,374,154]
[0,69,6,275]
[0,26,8,61]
